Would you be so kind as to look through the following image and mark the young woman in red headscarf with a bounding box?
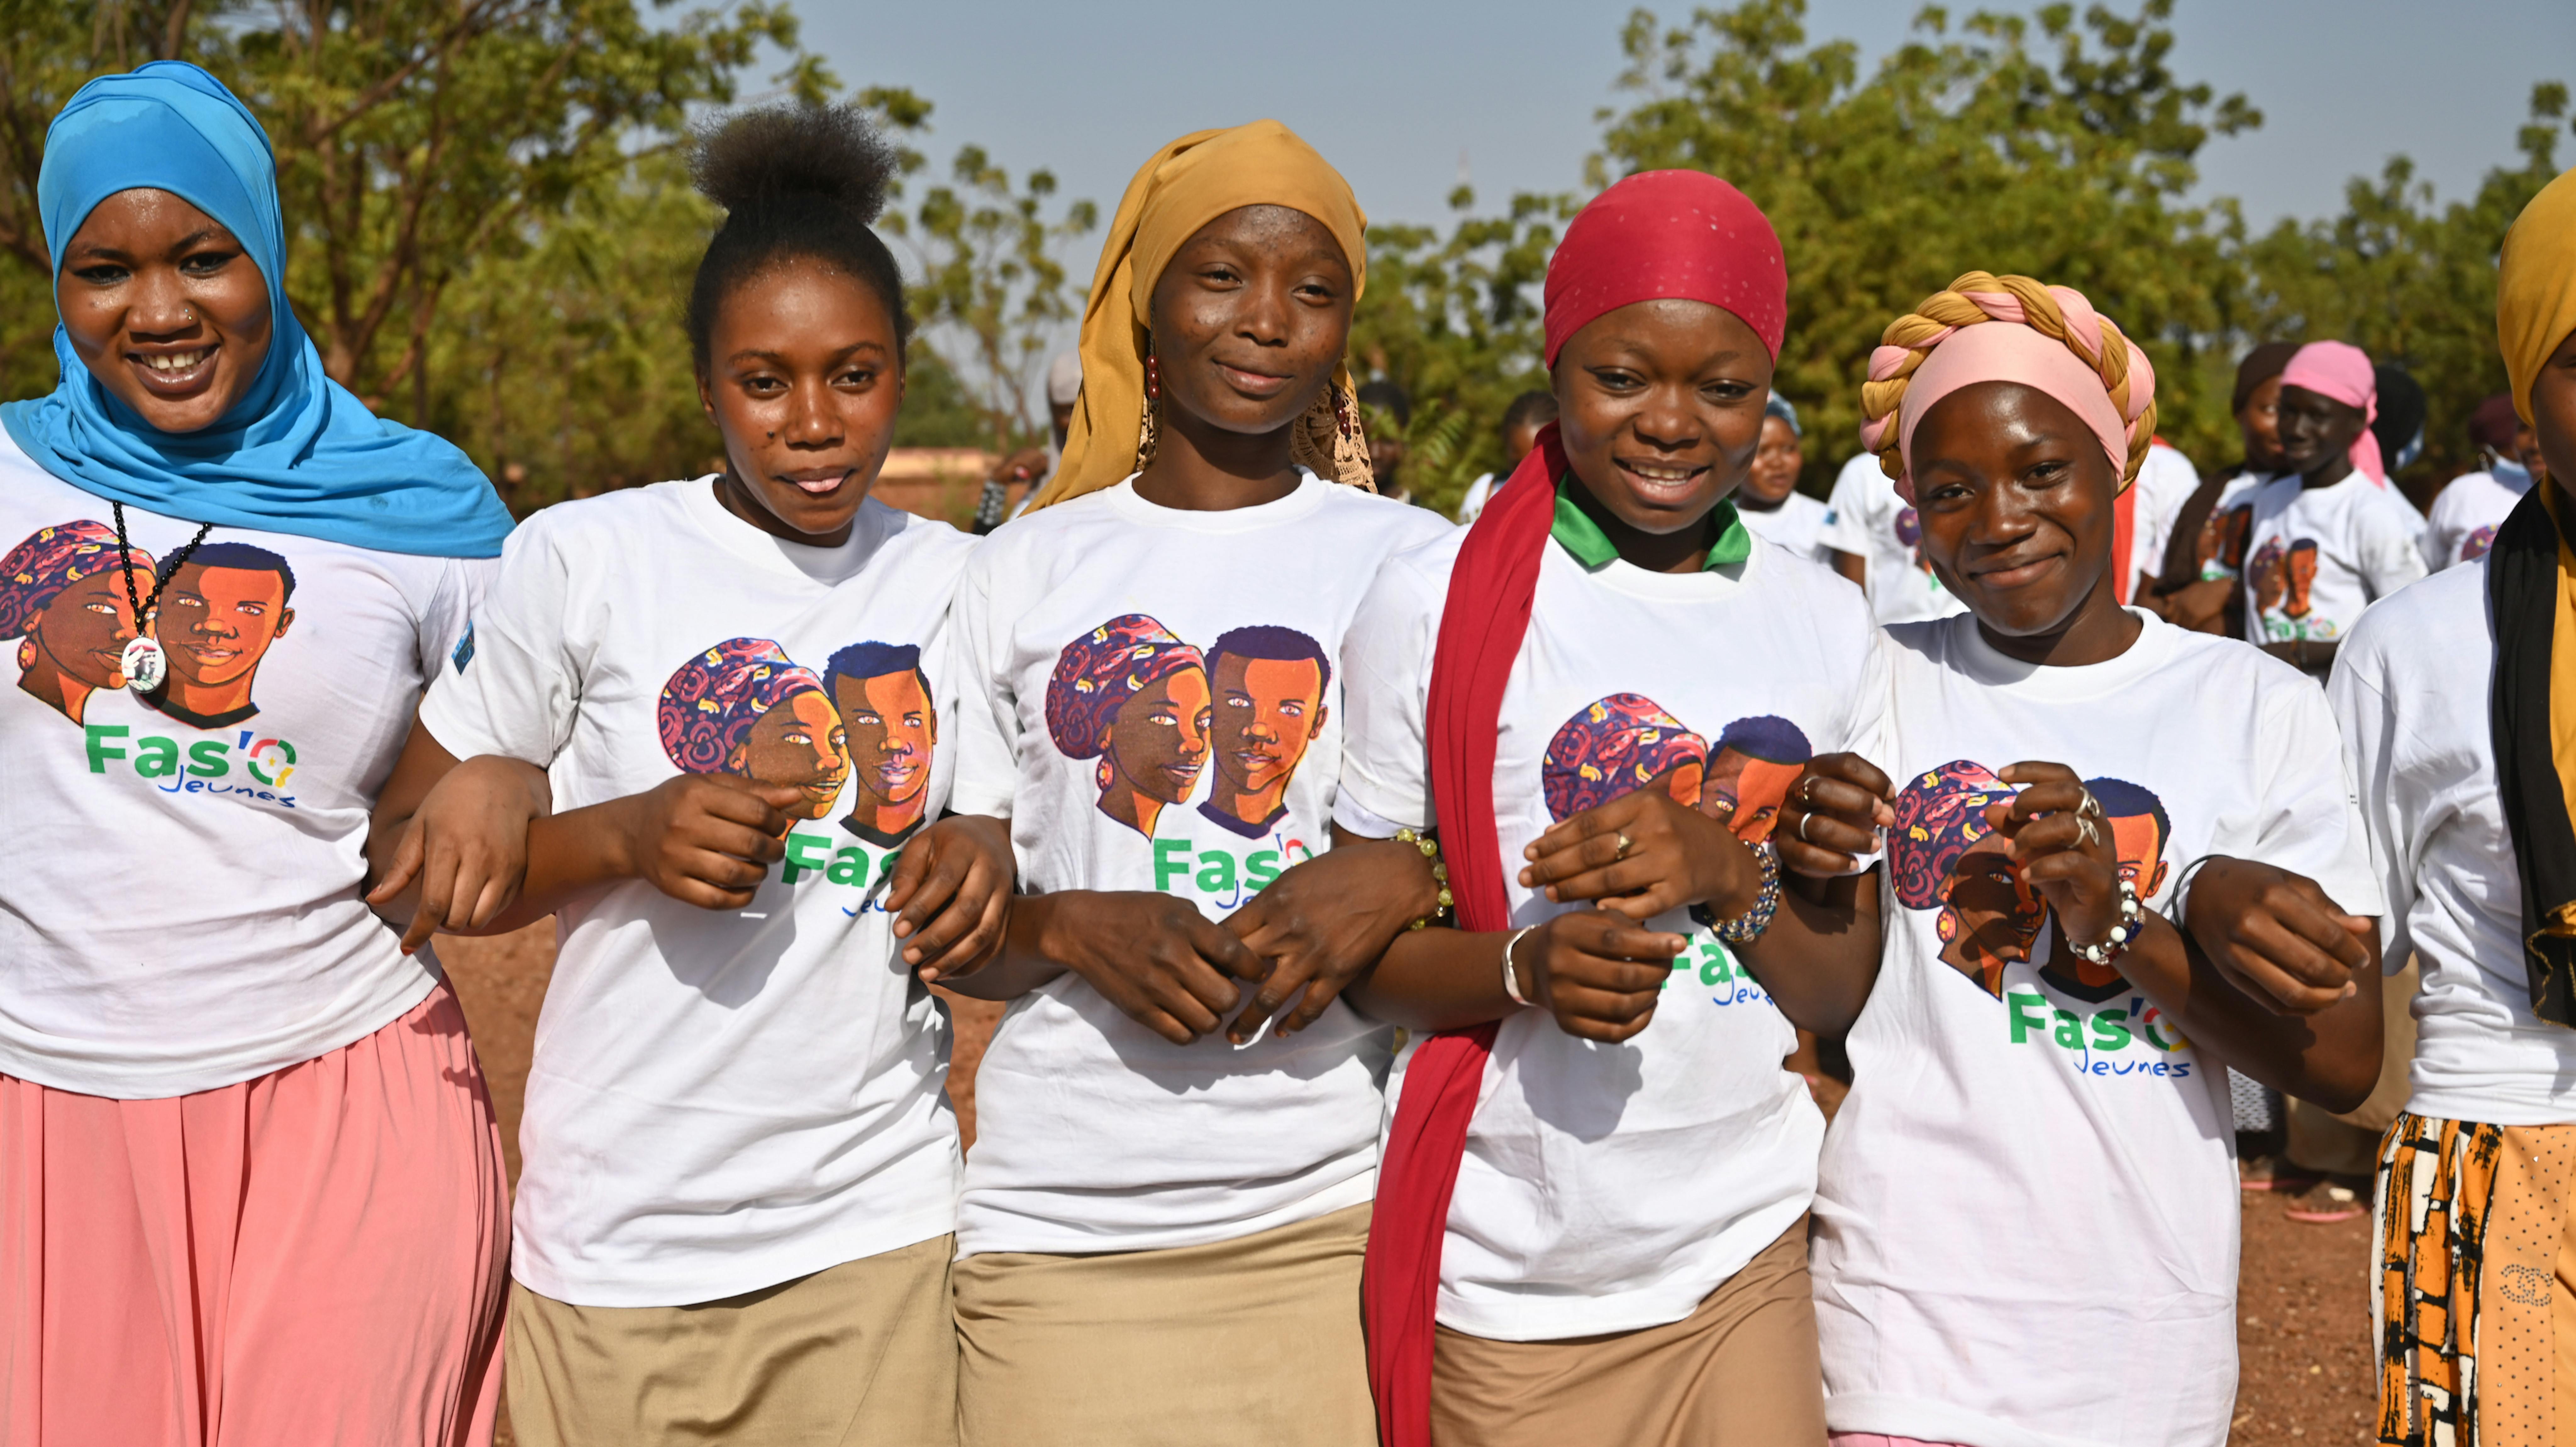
[1334,170,1893,1446]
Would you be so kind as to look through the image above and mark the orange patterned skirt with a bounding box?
[2374,1112,2576,1445]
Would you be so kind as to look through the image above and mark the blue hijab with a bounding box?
[0,62,512,558]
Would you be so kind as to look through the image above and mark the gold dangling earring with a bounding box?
[1137,352,1161,468]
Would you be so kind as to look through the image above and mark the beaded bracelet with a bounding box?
[2065,877,2145,967]
[1710,840,1783,947]
[1394,826,1456,930]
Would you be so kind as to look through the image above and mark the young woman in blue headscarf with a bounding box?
[0,62,516,1446]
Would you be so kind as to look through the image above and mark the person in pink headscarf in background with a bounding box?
[2234,340,2429,675]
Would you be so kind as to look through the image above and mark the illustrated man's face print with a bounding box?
[2109,812,2171,901]
[1212,654,1328,798]
[738,689,849,820]
[2285,543,2319,618]
[1704,749,1805,843]
[1110,665,1212,806]
[1938,837,2046,997]
[2251,544,2286,613]
[35,570,138,690]
[157,563,293,688]
[837,670,934,809]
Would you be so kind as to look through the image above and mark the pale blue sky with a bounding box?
[794,0,2575,287]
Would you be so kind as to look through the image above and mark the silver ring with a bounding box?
[2077,787,2104,820]
[2075,813,2101,849]
[1798,774,1818,807]
[1798,812,1815,844]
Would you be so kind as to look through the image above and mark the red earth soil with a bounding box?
[438,924,2376,1447]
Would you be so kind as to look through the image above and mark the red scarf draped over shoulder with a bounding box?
[1361,170,1788,1447]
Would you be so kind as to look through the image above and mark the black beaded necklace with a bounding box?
[110,499,213,695]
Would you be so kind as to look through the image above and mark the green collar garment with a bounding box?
[1549,475,1751,571]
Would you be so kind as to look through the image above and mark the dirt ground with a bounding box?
[439,924,2379,1447]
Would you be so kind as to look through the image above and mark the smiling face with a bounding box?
[32,570,141,691]
[2237,374,2286,472]
[697,258,904,547]
[2273,384,2368,483]
[1742,414,1803,507]
[836,669,933,812]
[735,689,848,820]
[57,188,275,435]
[1553,299,1773,540]
[157,562,292,688]
[1210,653,1327,803]
[1109,665,1213,807]
[1146,204,1353,446]
[1910,381,2123,643]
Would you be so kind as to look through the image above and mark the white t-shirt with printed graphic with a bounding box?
[1735,488,1831,562]
[2187,469,2271,583]
[1821,450,1967,627]
[0,432,487,1099]
[2424,465,2531,572]
[417,478,973,1307]
[1335,528,1888,1341]
[1812,610,2381,1447]
[2330,561,2576,1124]
[948,471,1452,1258]
[2238,471,2428,652]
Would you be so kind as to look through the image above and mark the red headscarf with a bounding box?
[1362,168,1788,1447]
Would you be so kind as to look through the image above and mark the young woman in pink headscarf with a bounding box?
[1796,273,2389,1447]
[2234,340,2429,675]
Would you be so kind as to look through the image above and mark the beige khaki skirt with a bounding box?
[505,1233,957,1447]
[953,1201,1373,1447]
[1431,1215,1827,1447]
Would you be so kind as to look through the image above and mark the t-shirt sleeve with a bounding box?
[415,518,582,766]
[2358,493,2431,603]
[946,551,1022,820]
[2244,663,2387,924]
[2326,638,2417,971]
[1818,456,1881,558]
[1332,551,1442,837]
[414,555,494,685]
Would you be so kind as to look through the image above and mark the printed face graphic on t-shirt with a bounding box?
[0,520,151,725]
[2248,539,2286,615]
[658,637,847,821]
[142,543,298,729]
[1045,614,1223,839]
[1701,715,1814,843]
[1891,760,2037,998]
[2283,540,2319,619]
[828,643,936,847]
[1940,839,2047,997]
[2039,776,2172,1002]
[2197,503,2253,578]
[1199,626,1331,838]
[1541,693,1709,824]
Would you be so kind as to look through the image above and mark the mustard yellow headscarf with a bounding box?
[2486,164,2576,1028]
[1030,119,1373,511]
[2502,166,2576,424]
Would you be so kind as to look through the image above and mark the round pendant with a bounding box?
[120,636,166,694]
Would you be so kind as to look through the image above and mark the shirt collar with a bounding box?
[1550,475,1752,572]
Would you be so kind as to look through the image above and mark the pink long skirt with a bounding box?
[0,980,510,1447]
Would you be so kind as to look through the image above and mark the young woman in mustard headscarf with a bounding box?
[2332,165,2576,1444]
[940,120,1450,1444]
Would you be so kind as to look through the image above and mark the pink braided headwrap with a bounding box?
[1860,279,2156,505]
[2278,341,2384,486]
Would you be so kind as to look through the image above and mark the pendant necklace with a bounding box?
[110,500,214,695]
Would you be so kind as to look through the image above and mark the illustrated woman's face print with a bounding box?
[158,561,293,690]
[1111,665,1213,812]
[1938,837,2046,997]
[1210,653,1327,812]
[35,569,140,694]
[1648,759,1705,810]
[838,668,934,810]
[738,690,849,820]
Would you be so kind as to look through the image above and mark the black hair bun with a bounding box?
[691,103,898,227]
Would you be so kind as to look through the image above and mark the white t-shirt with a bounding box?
[1735,489,1831,562]
[1813,610,2380,1447]
[2125,443,2201,594]
[2423,465,2532,571]
[2330,561,2576,1124]
[1457,471,1499,524]
[417,478,972,1306]
[1821,451,1968,627]
[0,432,486,1099]
[1336,525,1887,1340]
[949,472,1452,1257]
[2187,469,2271,583]
[2238,472,2428,651]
